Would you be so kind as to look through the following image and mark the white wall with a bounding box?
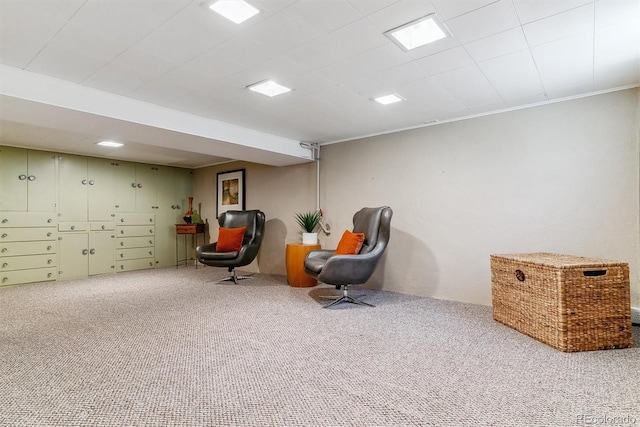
[319,89,640,306]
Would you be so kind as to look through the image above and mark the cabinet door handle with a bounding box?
[47,219,52,223]
[149,251,153,255]
[120,253,124,258]
[47,273,52,278]
[70,225,75,230]
[120,218,125,222]
[137,183,142,188]
[149,218,153,222]
[101,225,105,230]
[2,278,7,283]
[131,183,137,188]
[82,249,88,255]
[18,174,27,180]
[149,229,153,234]
[46,246,52,251]
[171,205,176,209]
[2,263,7,268]
[47,259,53,264]
[149,240,153,244]
[81,179,88,185]
[89,180,95,185]
[121,230,124,234]
[1,234,6,238]
[47,232,52,237]
[90,249,96,255]
[1,248,7,253]
[28,175,36,181]
[1,219,7,224]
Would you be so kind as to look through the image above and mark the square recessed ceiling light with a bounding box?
[209,0,259,24]
[247,80,292,97]
[97,140,124,148]
[373,94,404,105]
[385,15,447,52]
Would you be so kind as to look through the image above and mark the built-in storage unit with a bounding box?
[0,212,58,286]
[116,213,155,272]
[0,145,193,286]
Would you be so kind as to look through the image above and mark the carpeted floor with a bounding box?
[1,267,638,427]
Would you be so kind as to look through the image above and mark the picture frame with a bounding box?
[216,168,245,218]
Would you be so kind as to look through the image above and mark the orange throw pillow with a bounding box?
[335,230,365,255]
[216,226,246,252]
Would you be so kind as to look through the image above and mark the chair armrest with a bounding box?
[196,242,217,256]
[318,251,381,285]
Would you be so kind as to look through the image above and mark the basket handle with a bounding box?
[583,270,606,277]
[515,269,525,282]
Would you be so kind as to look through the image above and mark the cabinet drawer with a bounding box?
[91,222,115,231]
[0,212,56,227]
[116,213,155,225]
[1,267,57,286]
[117,225,155,237]
[116,236,155,249]
[58,222,89,232]
[1,241,56,257]
[1,254,56,271]
[0,227,57,242]
[117,247,154,260]
[117,258,155,272]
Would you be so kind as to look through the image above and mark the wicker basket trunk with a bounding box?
[491,253,632,352]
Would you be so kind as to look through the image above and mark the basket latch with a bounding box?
[583,270,606,277]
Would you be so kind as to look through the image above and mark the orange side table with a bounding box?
[285,243,321,287]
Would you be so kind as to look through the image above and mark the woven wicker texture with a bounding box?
[491,253,632,352]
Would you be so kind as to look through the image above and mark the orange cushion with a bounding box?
[335,230,365,255]
[216,226,246,252]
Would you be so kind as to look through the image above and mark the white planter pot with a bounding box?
[302,232,318,245]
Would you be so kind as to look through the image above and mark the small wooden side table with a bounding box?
[285,243,321,287]
[176,223,206,268]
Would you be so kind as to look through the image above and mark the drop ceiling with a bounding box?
[1,0,639,168]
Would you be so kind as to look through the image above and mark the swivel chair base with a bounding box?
[215,267,252,285]
[319,286,374,308]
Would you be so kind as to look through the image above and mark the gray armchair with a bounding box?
[304,206,392,308]
[196,210,265,284]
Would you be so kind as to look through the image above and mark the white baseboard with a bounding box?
[632,307,640,325]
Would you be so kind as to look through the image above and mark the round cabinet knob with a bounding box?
[137,183,142,188]
[90,249,96,255]
[47,259,53,264]
[28,175,36,181]
[89,180,95,185]
[1,219,7,223]
[120,242,124,246]
[47,232,52,237]
[149,251,152,255]
[82,249,88,255]
[47,219,52,223]
[120,253,124,258]
[81,179,88,185]
[149,240,152,244]
[2,263,8,268]
[1,234,7,238]
[120,230,124,235]
[18,174,27,180]
[2,278,8,283]
[101,225,105,230]
[46,246,52,251]
[47,273,52,278]
[1,248,7,253]
[121,218,125,222]
[171,205,176,209]
[70,226,75,230]
[149,218,153,222]
[131,183,137,188]
[149,229,153,234]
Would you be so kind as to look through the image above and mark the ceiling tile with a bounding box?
[446,0,520,44]
[596,0,640,27]
[287,19,388,70]
[513,0,593,24]
[347,0,401,16]
[416,47,475,75]
[531,33,594,98]
[83,60,159,95]
[282,0,362,33]
[222,56,307,90]
[464,27,528,62]
[315,58,373,84]
[594,21,640,89]
[0,0,84,68]
[431,0,498,20]
[434,65,503,107]
[366,0,437,31]
[133,5,238,64]
[478,49,545,103]
[522,3,594,47]
[244,12,318,54]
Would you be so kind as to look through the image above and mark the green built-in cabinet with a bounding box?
[0,146,193,286]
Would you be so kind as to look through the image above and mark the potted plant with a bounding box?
[295,211,321,244]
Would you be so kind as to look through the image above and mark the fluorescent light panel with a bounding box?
[247,80,291,97]
[209,0,259,24]
[97,140,124,148]
[386,15,447,51]
[374,94,404,105]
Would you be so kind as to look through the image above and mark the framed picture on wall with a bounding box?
[217,168,245,218]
